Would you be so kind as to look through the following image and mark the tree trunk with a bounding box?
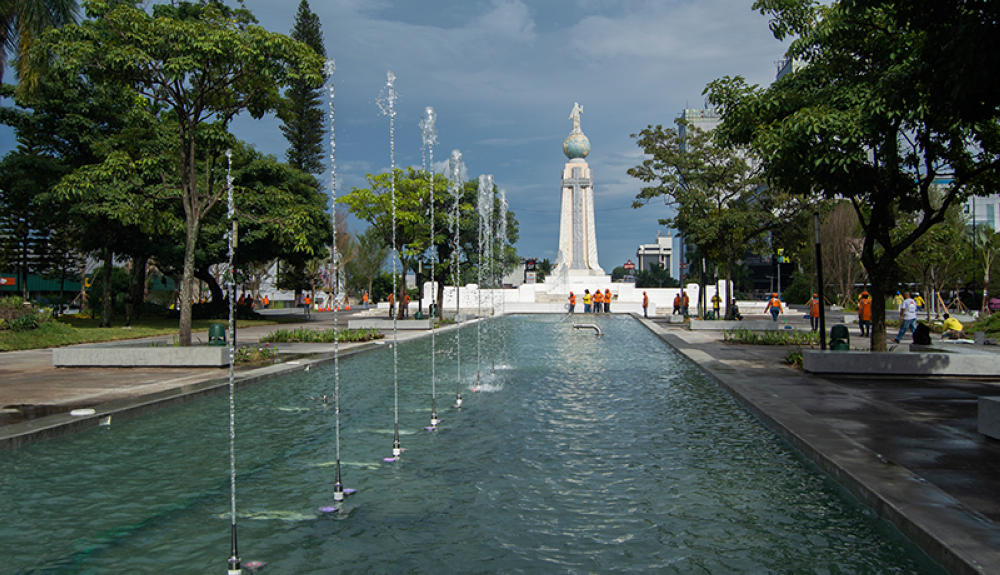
[178,218,200,346]
[100,246,114,328]
[867,265,891,351]
[128,255,149,325]
[194,265,225,306]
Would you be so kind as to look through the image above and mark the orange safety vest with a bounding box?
[363,293,369,303]
[569,294,576,305]
[768,297,781,311]
[643,293,649,307]
[809,298,820,317]
[859,298,872,321]
[303,296,311,305]
[673,295,681,307]
[605,290,611,302]
[594,292,603,304]
[388,293,394,304]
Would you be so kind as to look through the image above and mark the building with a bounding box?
[636,232,673,275]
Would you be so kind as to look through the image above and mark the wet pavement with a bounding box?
[0,309,998,573]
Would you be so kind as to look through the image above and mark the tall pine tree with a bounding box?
[279,0,326,175]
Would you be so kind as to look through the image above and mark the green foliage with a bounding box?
[723,327,819,346]
[634,263,678,289]
[259,327,383,344]
[41,0,325,345]
[968,312,1000,337]
[235,344,277,364]
[783,345,804,367]
[279,0,327,175]
[706,0,1000,350]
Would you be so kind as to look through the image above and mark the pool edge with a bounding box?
[635,313,1000,575]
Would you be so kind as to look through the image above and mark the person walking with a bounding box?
[262,294,270,309]
[673,293,681,315]
[858,291,872,336]
[893,291,918,343]
[388,292,395,318]
[583,289,592,313]
[604,289,612,313]
[808,293,821,331]
[765,293,783,322]
[568,291,576,313]
[642,291,649,318]
[682,292,690,316]
[362,291,370,310]
[303,293,312,318]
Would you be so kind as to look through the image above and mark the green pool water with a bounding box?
[0,315,943,573]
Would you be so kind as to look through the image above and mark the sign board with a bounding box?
[0,277,15,286]
[525,271,537,284]
[525,259,537,271]
[623,260,635,270]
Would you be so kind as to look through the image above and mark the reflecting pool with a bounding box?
[0,315,943,573]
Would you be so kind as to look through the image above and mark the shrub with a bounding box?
[723,327,819,346]
[259,327,383,344]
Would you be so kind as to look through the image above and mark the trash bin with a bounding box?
[829,324,850,351]
[704,310,715,320]
[208,323,227,346]
[414,310,424,320]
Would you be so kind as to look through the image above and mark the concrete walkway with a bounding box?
[1,310,999,573]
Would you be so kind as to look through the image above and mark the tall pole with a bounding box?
[815,212,827,350]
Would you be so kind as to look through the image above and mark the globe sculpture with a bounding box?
[563,132,590,159]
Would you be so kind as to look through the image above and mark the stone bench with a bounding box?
[804,350,1000,376]
[54,345,230,368]
[979,397,1000,440]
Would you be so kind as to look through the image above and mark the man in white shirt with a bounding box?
[892,291,918,343]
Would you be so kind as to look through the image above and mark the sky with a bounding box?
[3,0,788,274]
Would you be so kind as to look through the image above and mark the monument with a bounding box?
[554,103,605,279]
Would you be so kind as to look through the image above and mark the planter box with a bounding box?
[53,345,230,368]
[804,350,1000,377]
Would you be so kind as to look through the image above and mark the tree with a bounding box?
[341,168,432,319]
[708,0,1000,350]
[279,0,326,175]
[635,263,678,289]
[969,226,1000,316]
[45,0,324,344]
[345,226,389,301]
[629,119,811,317]
[0,0,77,91]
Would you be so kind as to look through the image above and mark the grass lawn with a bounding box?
[0,316,295,352]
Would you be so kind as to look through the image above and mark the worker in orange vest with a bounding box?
[642,291,649,318]
[858,291,872,337]
[262,295,270,309]
[402,292,410,318]
[568,291,576,313]
[765,292,783,321]
[387,292,395,317]
[808,293,821,331]
[604,289,612,313]
[593,289,603,313]
[362,291,370,310]
[673,293,682,315]
[303,293,312,317]
[682,292,690,316]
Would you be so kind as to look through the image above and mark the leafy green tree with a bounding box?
[707,0,1000,350]
[0,0,77,91]
[843,0,999,124]
[536,258,553,283]
[279,0,326,175]
[345,226,389,301]
[635,263,678,289]
[44,0,325,344]
[629,119,810,317]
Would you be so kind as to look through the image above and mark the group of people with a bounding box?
[567,288,613,314]
[387,291,411,318]
[672,292,690,315]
